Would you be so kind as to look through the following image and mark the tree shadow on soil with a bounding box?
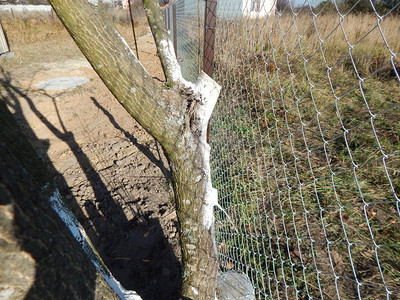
[0,69,181,299]
[0,99,103,300]
[90,97,171,180]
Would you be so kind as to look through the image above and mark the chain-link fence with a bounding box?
[163,0,206,82]
[168,0,400,298]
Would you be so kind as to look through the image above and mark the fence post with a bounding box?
[203,0,217,142]
[172,5,177,57]
[0,23,10,55]
[167,7,170,30]
[163,9,167,29]
[127,0,139,59]
[203,0,217,77]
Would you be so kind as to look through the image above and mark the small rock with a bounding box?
[1,51,15,59]
[216,271,255,300]
[166,211,177,221]
[35,76,90,91]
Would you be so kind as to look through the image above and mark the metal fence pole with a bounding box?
[163,9,167,29]
[203,0,217,142]
[167,7,170,31]
[127,0,139,59]
[172,5,177,57]
[202,0,217,77]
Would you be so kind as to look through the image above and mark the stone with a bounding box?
[216,270,255,300]
[1,51,15,59]
[35,77,90,90]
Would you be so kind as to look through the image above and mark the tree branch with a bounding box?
[160,0,176,11]
[46,1,222,298]
[48,0,185,152]
[143,0,188,88]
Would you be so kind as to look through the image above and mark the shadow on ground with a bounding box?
[0,68,182,299]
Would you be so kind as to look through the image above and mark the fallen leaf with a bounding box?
[289,249,300,260]
[367,208,377,218]
[245,224,254,231]
[340,213,349,222]
[218,242,226,251]
[387,218,396,224]
[225,261,234,270]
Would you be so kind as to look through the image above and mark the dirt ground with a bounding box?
[1,26,182,299]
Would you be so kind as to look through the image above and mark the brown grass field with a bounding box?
[0,3,148,69]
[212,10,400,299]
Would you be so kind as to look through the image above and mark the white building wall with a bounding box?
[217,0,275,18]
[217,0,244,18]
[242,0,276,17]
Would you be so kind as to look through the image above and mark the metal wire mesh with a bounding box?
[164,0,205,82]
[169,0,400,298]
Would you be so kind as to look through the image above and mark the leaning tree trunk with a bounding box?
[47,0,220,298]
[0,99,119,299]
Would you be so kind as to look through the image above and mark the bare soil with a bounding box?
[1,28,182,299]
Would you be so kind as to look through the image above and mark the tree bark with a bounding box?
[47,0,220,298]
[143,0,183,87]
[48,0,185,153]
[0,99,119,299]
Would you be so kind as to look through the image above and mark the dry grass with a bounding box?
[212,10,400,299]
[218,13,399,80]
[0,4,149,69]
[0,18,81,70]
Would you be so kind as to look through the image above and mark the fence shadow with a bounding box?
[0,80,101,300]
